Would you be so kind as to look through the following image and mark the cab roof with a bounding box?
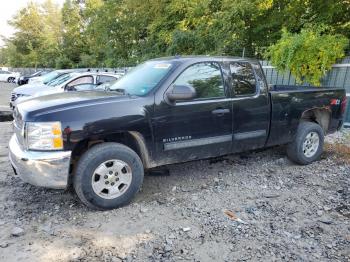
[149,55,259,64]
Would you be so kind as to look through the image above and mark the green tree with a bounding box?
[59,0,86,67]
[0,0,349,68]
[266,26,349,85]
[1,0,63,67]
[40,0,63,67]
[8,1,44,67]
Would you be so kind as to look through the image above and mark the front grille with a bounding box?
[11,92,17,102]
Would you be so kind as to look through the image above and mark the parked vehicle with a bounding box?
[17,70,52,86]
[10,72,119,108]
[27,69,84,85]
[0,70,20,83]
[9,56,347,210]
[10,70,75,107]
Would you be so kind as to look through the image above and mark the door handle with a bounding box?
[212,108,230,116]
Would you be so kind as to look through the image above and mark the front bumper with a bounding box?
[8,134,72,189]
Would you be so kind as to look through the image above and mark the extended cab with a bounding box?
[9,56,347,210]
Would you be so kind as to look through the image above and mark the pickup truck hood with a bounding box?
[13,85,63,107]
[17,91,130,117]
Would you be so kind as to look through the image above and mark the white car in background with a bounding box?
[0,70,20,83]
[27,69,80,85]
[10,72,119,108]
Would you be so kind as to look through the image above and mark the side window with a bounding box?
[251,62,267,91]
[67,76,94,88]
[174,62,224,99]
[230,62,256,96]
[97,75,117,84]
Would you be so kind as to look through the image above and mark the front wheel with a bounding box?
[7,77,15,83]
[287,122,324,165]
[73,142,144,210]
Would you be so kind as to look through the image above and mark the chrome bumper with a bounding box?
[8,134,72,189]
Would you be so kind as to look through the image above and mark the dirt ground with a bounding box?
[0,119,349,262]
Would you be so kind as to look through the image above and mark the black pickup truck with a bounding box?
[9,56,347,210]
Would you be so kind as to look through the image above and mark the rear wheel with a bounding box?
[7,77,15,83]
[73,142,144,210]
[287,122,324,165]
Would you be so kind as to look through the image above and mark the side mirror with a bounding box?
[166,85,196,101]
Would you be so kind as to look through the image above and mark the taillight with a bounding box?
[330,99,339,105]
[341,96,347,115]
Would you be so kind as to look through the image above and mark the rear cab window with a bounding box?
[230,62,257,96]
[251,62,267,92]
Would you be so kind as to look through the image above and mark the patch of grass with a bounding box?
[324,142,350,163]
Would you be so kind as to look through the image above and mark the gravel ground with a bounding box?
[0,120,349,262]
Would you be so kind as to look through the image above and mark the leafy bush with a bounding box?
[266,27,348,86]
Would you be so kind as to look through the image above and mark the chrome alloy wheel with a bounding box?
[91,159,132,199]
[302,132,320,158]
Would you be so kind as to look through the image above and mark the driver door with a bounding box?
[152,61,233,165]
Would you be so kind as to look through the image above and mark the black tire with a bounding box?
[73,142,144,210]
[287,121,324,165]
[7,77,14,83]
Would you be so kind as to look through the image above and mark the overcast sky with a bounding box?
[0,0,64,46]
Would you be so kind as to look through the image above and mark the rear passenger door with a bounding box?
[230,62,270,152]
[153,61,233,165]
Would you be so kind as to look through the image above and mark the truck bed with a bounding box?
[266,85,346,147]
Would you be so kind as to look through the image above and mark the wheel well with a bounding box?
[69,131,152,174]
[300,108,331,133]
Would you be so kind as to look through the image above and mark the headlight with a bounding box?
[25,122,63,150]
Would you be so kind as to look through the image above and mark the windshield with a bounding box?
[46,73,78,86]
[108,61,175,96]
[42,71,61,84]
